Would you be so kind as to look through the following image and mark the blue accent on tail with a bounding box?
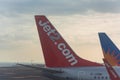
[99,33,120,59]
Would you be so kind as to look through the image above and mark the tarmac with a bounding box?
[0,65,52,80]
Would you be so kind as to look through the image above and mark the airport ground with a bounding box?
[0,65,52,80]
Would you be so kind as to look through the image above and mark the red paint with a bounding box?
[35,15,102,67]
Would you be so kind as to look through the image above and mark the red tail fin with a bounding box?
[103,59,120,80]
[35,15,102,67]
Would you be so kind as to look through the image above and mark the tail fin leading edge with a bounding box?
[99,33,120,66]
[103,59,120,80]
[35,15,102,67]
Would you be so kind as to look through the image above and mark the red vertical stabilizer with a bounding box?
[35,15,102,67]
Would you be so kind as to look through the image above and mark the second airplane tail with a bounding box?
[99,33,120,66]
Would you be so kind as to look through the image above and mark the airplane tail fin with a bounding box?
[103,59,120,80]
[99,33,120,66]
[35,15,102,67]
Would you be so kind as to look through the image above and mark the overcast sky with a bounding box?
[0,0,120,63]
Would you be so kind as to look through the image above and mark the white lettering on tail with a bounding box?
[38,20,78,66]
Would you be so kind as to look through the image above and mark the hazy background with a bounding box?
[0,0,120,64]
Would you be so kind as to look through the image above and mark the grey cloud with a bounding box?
[0,0,120,16]
[0,31,36,50]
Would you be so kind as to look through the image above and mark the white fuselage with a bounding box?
[46,66,120,80]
